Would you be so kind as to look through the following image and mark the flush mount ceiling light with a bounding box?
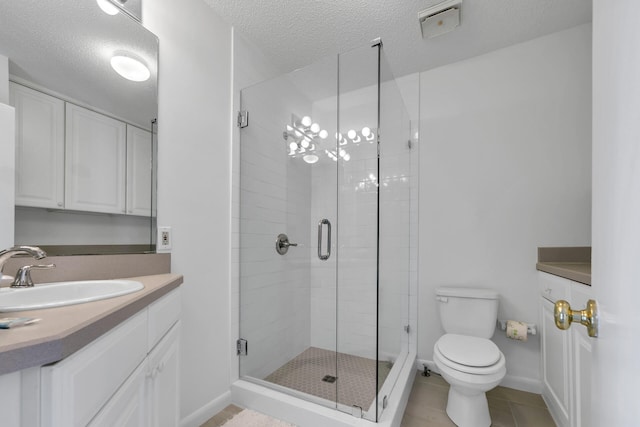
[418,0,462,39]
[96,0,120,15]
[110,54,150,82]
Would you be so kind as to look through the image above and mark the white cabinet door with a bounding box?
[65,103,126,214]
[540,272,593,427]
[541,296,571,427]
[41,310,148,427]
[10,82,65,209]
[148,321,180,427]
[88,360,148,427]
[126,125,153,216]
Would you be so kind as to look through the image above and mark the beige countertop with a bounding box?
[536,262,591,285]
[536,246,591,285]
[0,273,183,376]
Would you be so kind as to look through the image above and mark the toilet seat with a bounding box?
[434,334,505,375]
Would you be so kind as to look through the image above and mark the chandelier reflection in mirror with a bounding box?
[283,114,376,164]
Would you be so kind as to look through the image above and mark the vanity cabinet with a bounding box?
[146,321,181,427]
[10,83,65,209]
[65,103,127,214]
[539,272,592,427]
[39,287,181,427]
[88,322,180,427]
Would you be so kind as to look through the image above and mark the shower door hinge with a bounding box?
[404,325,410,334]
[237,110,249,128]
[236,338,248,356]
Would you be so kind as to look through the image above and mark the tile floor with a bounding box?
[201,370,557,427]
[401,371,556,427]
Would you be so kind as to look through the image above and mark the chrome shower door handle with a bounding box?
[318,219,331,260]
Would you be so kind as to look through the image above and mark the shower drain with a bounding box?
[321,375,337,383]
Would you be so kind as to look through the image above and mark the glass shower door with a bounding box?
[238,55,340,408]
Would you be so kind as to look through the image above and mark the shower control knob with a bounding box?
[276,233,297,255]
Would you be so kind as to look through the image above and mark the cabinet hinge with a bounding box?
[236,338,248,356]
[237,110,249,128]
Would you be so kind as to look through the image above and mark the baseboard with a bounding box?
[415,358,542,394]
[500,374,542,394]
[180,390,232,427]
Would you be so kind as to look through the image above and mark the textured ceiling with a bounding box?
[203,0,592,78]
[0,0,157,129]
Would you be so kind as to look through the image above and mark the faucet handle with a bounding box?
[11,264,56,288]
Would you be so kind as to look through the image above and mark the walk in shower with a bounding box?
[236,41,416,424]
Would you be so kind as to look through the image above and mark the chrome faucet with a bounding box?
[0,246,55,288]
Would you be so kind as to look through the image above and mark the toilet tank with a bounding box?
[436,287,499,338]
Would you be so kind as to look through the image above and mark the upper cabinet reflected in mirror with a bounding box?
[0,0,158,255]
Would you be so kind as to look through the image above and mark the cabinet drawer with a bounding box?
[148,288,181,351]
[41,310,148,427]
[539,271,570,303]
[88,358,148,427]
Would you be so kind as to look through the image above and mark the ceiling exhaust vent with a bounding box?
[419,0,462,39]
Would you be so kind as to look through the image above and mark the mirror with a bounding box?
[0,0,158,255]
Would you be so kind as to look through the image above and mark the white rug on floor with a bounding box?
[222,409,296,427]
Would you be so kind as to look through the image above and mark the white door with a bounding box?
[591,0,640,424]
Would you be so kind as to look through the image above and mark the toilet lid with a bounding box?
[436,334,501,367]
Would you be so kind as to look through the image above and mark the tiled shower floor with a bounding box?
[263,347,391,410]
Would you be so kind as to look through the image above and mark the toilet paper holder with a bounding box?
[498,319,537,336]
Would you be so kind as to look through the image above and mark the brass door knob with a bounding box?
[554,299,599,338]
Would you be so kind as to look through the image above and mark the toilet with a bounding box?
[433,287,506,427]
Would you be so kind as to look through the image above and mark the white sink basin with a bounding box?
[0,279,144,312]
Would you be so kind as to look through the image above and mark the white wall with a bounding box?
[418,24,592,391]
[14,208,150,245]
[143,1,233,424]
